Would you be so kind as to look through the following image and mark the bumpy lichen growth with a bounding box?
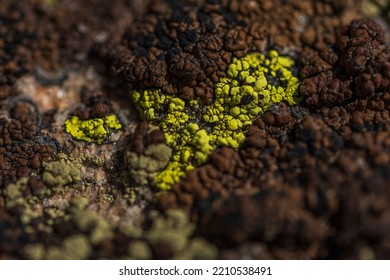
[145,210,218,260]
[68,197,114,245]
[65,114,122,144]
[132,51,299,190]
[4,177,30,209]
[127,241,152,260]
[124,143,172,185]
[42,154,82,191]
[46,234,92,260]
[4,177,41,224]
[25,235,92,260]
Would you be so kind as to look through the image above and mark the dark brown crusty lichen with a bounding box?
[300,19,390,108]
[0,0,134,102]
[110,0,359,103]
[0,99,59,190]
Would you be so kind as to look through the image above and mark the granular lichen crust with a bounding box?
[64,114,122,144]
[124,143,172,186]
[143,209,218,260]
[132,50,299,190]
[42,154,82,191]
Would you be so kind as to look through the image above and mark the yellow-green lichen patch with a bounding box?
[3,177,30,209]
[132,50,299,190]
[124,143,172,186]
[46,234,92,260]
[68,197,114,245]
[65,114,122,144]
[25,234,92,260]
[3,177,41,224]
[24,243,46,260]
[42,154,82,191]
[21,197,216,260]
[143,209,217,260]
[127,240,152,260]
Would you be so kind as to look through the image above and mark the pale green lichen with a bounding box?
[24,243,46,260]
[26,234,92,260]
[145,209,218,260]
[65,114,122,144]
[22,198,216,260]
[132,50,300,190]
[128,241,152,260]
[3,177,29,208]
[68,197,113,245]
[124,143,172,185]
[176,237,218,260]
[42,154,81,190]
[4,178,41,224]
[46,234,92,260]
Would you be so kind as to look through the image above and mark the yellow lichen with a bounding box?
[65,114,122,144]
[132,51,300,190]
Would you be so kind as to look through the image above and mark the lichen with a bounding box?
[68,197,114,245]
[128,241,152,260]
[132,50,300,190]
[46,234,92,260]
[3,177,41,224]
[145,209,217,260]
[21,199,216,260]
[25,234,92,260]
[42,154,82,191]
[124,143,172,185]
[3,177,29,208]
[64,113,122,144]
[24,243,46,260]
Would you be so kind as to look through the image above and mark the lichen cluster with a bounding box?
[124,143,172,186]
[65,114,122,144]
[126,209,218,260]
[22,197,217,260]
[132,51,299,190]
[42,155,82,190]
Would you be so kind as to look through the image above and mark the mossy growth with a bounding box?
[121,209,217,260]
[4,177,30,209]
[4,177,41,224]
[42,153,82,191]
[46,235,92,260]
[124,143,172,186]
[128,240,152,260]
[23,197,111,260]
[145,209,218,260]
[132,50,300,190]
[65,114,122,144]
[24,243,46,260]
[68,197,114,245]
[25,234,92,260]
[21,197,216,260]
